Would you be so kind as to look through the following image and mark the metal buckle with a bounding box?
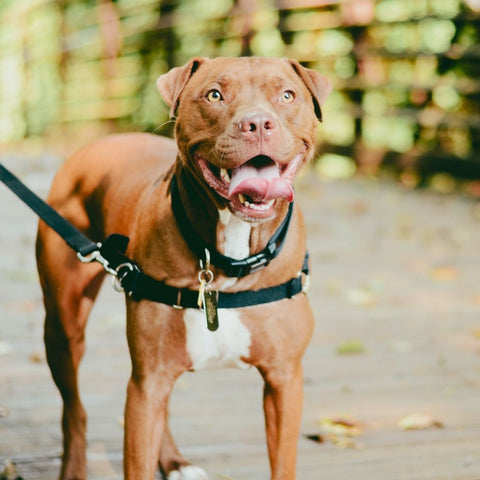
[302,273,311,295]
[172,290,184,310]
[247,255,269,274]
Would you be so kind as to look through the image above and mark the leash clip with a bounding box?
[76,245,102,264]
[76,245,118,277]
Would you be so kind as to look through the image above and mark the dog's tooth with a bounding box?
[237,195,274,211]
[220,168,230,184]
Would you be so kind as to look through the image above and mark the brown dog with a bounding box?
[35,57,331,480]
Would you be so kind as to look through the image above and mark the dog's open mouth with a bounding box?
[196,153,303,219]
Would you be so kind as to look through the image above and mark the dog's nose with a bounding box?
[239,112,276,139]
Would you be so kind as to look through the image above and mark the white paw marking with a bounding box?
[184,309,251,370]
[168,465,209,480]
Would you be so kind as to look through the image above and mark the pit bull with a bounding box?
[35,56,331,480]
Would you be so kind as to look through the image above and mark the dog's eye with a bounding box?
[280,90,295,104]
[206,89,223,103]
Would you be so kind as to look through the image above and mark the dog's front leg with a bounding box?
[261,362,304,480]
[123,303,187,479]
[124,375,169,478]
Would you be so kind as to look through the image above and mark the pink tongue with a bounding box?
[228,163,294,202]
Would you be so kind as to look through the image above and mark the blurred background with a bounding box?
[0,0,480,191]
[2,4,480,478]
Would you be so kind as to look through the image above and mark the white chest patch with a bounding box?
[183,308,252,371]
[184,210,253,371]
[219,208,251,260]
[218,209,252,290]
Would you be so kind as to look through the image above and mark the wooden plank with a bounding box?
[1,159,480,479]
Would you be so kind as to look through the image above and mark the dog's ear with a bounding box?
[288,59,332,122]
[157,57,208,118]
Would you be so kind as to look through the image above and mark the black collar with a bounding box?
[170,175,294,278]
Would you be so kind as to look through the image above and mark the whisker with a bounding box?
[153,119,176,135]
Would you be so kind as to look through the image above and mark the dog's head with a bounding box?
[157,57,331,222]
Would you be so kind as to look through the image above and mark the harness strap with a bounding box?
[99,234,309,308]
[126,266,308,308]
[171,176,294,278]
[0,163,310,309]
[0,164,99,257]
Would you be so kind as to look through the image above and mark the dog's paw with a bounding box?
[168,465,209,480]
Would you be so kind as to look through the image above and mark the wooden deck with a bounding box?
[1,156,480,479]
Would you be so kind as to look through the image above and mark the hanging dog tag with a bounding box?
[203,287,219,332]
[197,249,218,331]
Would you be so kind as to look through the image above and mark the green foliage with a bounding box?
[0,0,479,183]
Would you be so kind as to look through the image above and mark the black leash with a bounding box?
[0,164,98,257]
[0,163,309,311]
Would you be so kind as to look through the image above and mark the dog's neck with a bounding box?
[217,208,251,260]
[173,165,289,259]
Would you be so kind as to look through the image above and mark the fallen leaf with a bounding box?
[336,340,366,355]
[329,436,358,449]
[398,413,444,431]
[472,328,480,340]
[317,416,363,449]
[29,351,45,363]
[304,433,325,444]
[0,459,22,480]
[430,266,458,282]
[344,287,378,307]
[320,416,362,437]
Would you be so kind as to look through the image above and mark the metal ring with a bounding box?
[115,262,135,275]
[197,268,214,285]
[111,263,136,293]
[112,276,124,292]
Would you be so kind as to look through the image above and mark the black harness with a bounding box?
[170,176,295,278]
[0,163,309,312]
